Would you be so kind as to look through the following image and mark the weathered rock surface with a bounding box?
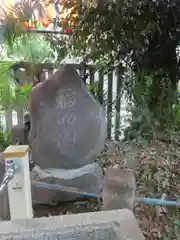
[11,112,30,145]
[31,163,103,204]
[29,64,107,169]
[11,125,29,145]
[102,168,136,211]
[0,160,103,219]
[0,209,144,240]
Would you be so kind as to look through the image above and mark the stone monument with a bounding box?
[28,64,107,204]
[29,64,106,169]
[0,65,106,217]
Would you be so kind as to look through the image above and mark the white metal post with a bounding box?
[3,145,33,220]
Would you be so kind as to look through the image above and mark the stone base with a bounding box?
[0,162,103,220]
[31,163,103,205]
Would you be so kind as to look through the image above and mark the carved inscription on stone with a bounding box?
[56,115,77,125]
[55,89,77,154]
[57,131,77,154]
[56,89,76,109]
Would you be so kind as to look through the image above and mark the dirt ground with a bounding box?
[33,137,180,239]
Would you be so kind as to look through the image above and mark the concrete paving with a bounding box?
[0,209,144,240]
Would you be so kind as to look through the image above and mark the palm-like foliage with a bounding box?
[0,0,50,46]
[0,61,20,109]
[0,34,57,109]
[1,34,57,63]
[0,0,81,110]
[0,0,61,110]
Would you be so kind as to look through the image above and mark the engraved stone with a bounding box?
[29,65,107,169]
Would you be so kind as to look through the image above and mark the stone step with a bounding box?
[0,209,144,240]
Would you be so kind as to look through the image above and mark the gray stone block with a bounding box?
[11,125,29,145]
[0,209,144,239]
[102,169,136,211]
[31,163,103,204]
[29,64,107,169]
[0,162,103,219]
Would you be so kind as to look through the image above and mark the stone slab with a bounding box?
[102,169,136,211]
[29,64,107,169]
[0,161,103,219]
[11,125,29,145]
[0,209,144,240]
[31,163,103,204]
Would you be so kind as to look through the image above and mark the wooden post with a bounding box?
[5,108,13,130]
[97,70,104,105]
[115,67,122,140]
[107,71,113,139]
[3,145,33,220]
